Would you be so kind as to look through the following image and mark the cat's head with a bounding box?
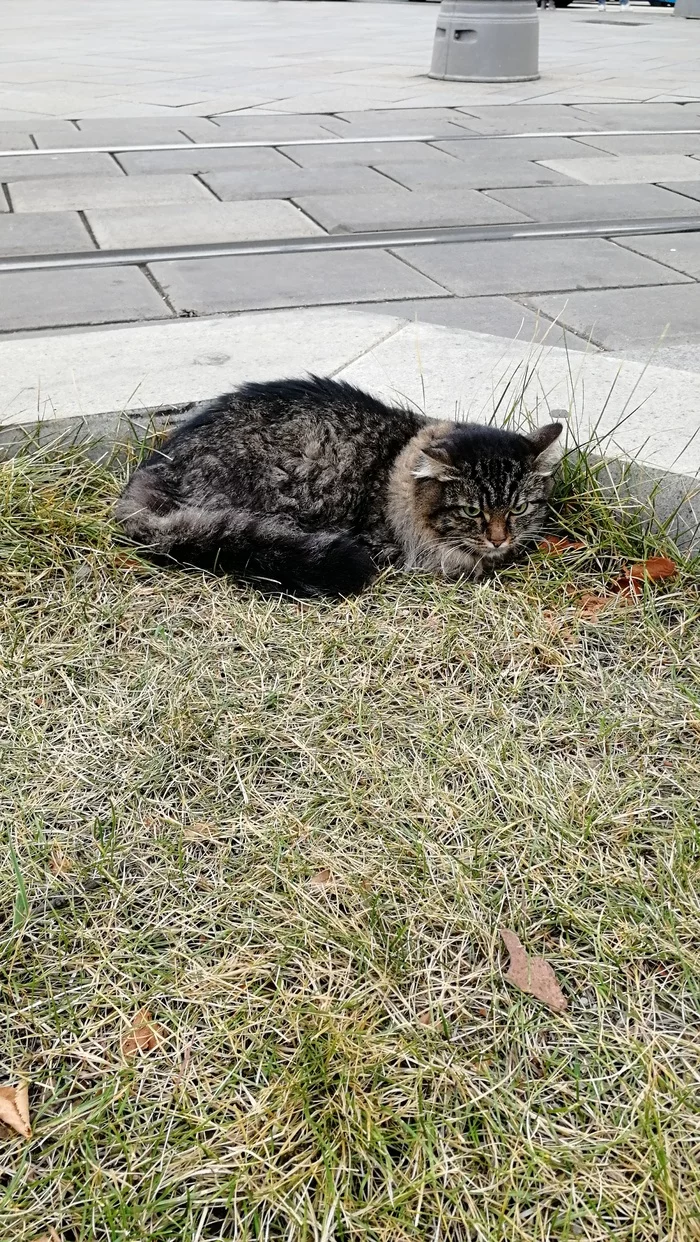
[411,421,563,566]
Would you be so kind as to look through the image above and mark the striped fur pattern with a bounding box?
[115,376,562,596]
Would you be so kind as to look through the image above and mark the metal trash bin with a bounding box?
[429,0,539,83]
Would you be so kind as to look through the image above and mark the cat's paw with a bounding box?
[316,535,376,597]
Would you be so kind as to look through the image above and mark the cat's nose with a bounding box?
[486,521,508,547]
[489,536,508,547]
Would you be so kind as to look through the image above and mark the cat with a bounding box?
[115,375,563,597]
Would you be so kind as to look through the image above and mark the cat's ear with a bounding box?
[528,422,563,476]
[412,446,458,483]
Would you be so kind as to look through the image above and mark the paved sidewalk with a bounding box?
[0,0,699,519]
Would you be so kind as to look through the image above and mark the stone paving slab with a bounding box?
[657,182,700,204]
[0,130,34,151]
[539,154,700,185]
[85,200,324,249]
[28,120,217,148]
[8,172,215,212]
[319,109,477,138]
[115,147,298,176]
[435,136,606,162]
[294,189,527,233]
[0,308,399,426]
[0,267,170,333]
[210,114,344,140]
[278,141,460,168]
[573,102,700,131]
[483,183,700,221]
[376,159,575,192]
[574,133,700,157]
[523,284,700,353]
[454,105,599,134]
[0,152,123,181]
[337,296,595,352]
[612,232,700,279]
[200,165,395,202]
[147,250,446,315]
[390,237,691,297]
[0,211,94,256]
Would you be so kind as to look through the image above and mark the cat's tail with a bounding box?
[115,471,375,597]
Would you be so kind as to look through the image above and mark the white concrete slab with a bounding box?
[538,155,700,186]
[0,308,403,426]
[335,319,700,479]
[85,200,325,249]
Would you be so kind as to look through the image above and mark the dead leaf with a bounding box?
[500,929,567,1014]
[614,556,677,597]
[49,846,72,876]
[538,536,587,555]
[0,1082,31,1139]
[417,1011,433,1026]
[33,1230,61,1242]
[309,868,332,887]
[121,1008,165,1056]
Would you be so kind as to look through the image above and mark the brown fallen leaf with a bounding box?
[614,556,677,598]
[121,1008,165,1057]
[417,1010,433,1026]
[500,929,567,1014]
[0,1082,31,1139]
[309,868,333,887]
[33,1230,61,1242]
[538,536,587,555]
[49,846,73,876]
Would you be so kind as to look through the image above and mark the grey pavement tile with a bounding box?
[454,105,600,135]
[522,284,700,351]
[77,118,221,142]
[0,267,170,332]
[656,182,700,204]
[115,147,297,175]
[0,152,123,181]
[278,141,460,168]
[572,103,698,131]
[538,155,700,186]
[320,108,478,137]
[8,173,215,212]
[377,158,575,191]
[611,232,700,280]
[294,189,527,233]
[200,165,394,202]
[147,250,447,314]
[483,184,700,222]
[390,237,691,297]
[0,211,94,256]
[432,136,600,163]
[31,119,217,148]
[0,130,33,151]
[342,296,595,351]
[85,200,324,248]
[571,133,700,157]
[210,114,340,140]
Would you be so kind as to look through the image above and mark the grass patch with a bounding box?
[1,444,699,1242]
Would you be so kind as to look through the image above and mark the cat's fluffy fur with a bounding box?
[116,375,562,596]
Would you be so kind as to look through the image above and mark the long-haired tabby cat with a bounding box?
[116,375,563,596]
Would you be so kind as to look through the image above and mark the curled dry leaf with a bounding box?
[417,1010,433,1026]
[121,1008,165,1057]
[309,868,333,887]
[538,537,587,555]
[0,1082,31,1139]
[614,556,677,598]
[500,929,567,1014]
[33,1230,61,1242]
[49,846,73,876]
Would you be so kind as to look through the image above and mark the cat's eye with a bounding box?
[509,501,529,516]
[460,504,482,518]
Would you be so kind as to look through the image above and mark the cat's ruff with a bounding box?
[116,375,562,597]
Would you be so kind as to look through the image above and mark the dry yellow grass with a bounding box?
[1,444,699,1241]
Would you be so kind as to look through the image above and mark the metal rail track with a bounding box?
[2,215,700,273]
